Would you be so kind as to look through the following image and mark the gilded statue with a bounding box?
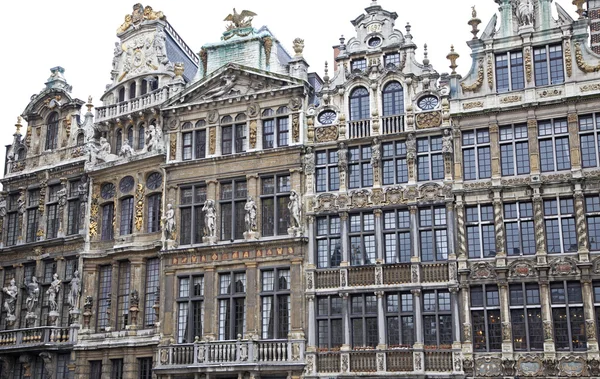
[224,9,257,30]
[117,14,133,34]
[144,6,165,21]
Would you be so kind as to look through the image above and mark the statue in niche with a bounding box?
[442,129,453,154]
[288,190,301,229]
[203,200,216,238]
[244,197,257,232]
[3,278,18,319]
[25,276,40,313]
[68,271,81,310]
[120,139,134,158]
[46,274,61,313]
[163,203,176,240]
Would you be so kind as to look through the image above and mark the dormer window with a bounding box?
[384,53,400,69]
[45,112,59,151]
[417,95,439,111]
[368,37,382,48]
[351,59,367,73]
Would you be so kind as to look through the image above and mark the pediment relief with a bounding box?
[549,256,580,276]
[507,259,537,278]
[469,262,497,280]
[24,89,80,117]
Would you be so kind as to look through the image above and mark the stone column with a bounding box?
[374,209,383,262]
[532,190,547,264]
[412,289,423,345]
[493,193,506,256]
[453,129,463,181]
[341,292,350,350]
[539,279,555,352]
[290,258,304,338]
[455,201,467,260]
[376,291,386,349]
[527,119,540,174]
[307,216,315,266]
[574,189,590,261]
[583,278,599,352]
[450,287,461,343]
[129,257,144,330]
[340,212,349,264]
[203,266,216,340]
[460,281,473,353]
[446,202,456,256]
[489,124,501,179]
[245,262,258,339]
[568,113,582,170]
[306,295,316,351]
[498,281,512,352]
[81,262,98,332]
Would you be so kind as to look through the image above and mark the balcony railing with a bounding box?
[381,115,405,135]
[157,339,304,367]
[348,119,371,139]
[424,351,453,372]
[96,88,167,122]
[383,264,411,285]
[348,266,375,286]
[0,326,77,349]
[421,263,449,283]
[315,269,339,289]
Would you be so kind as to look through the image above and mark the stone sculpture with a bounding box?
[25,276,40,313]
[244,196,257,232]
[288,190,301,228]
[203,200,216,238]
[3,279,17,323]
[68,270,81,310]
[46,273,61,313]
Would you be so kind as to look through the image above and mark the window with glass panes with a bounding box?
[179,184,206,245]
[417,136,444,181]
[46,185,60,239]
[56,355,69,379]
[419,206,448,262]
[101,202,115,240]
[137,124,145,151]
[116,261,130,330]
[146,193,161,233]
[261,268,290,339]
[587,195,600,251]
[97,265,112,332]
[593,281,600,342]
[220,180,247,241]
[348,145,373,188]
[218,272,246,340]
[423,290,453,347]
[67,180,81,235]
[383,209,411,263]
[466,205,495,258]
[539,118,570,172]
[351,59,367,72]
[177,275,204,343]
[40,261,57,326]
[386,292,414,347]
[349,87,370,121]
[115,129,123,154]
[579,114,600,168]
[382,81,404,116]
[509,283,543,351]
[495,51,525,92]
[138,358,152,379]
[382,141,408,185]
[551,281,586,351]
[544,197,577,254]
[349,212,376,266]
[6,193,20,246]
[261,175,291,236]
[471,285,502,352]
[534,45,564,86]
[110,359,123,379]
[182,120,207,160]
[26,189,40,243]
[462,128,491,180]
[316,215,342,268]
[317,295,344,350]
[90,361,102,379]
[504,202,535,255]
[221,115,246,155]
[119,196,134,235]
[384,53,400,68]
[46,112,59,150]
[315,149,339,192]
[500,124,530,176]
[262,107,290,149]
[350,294,378,348]
[144,258,159,327]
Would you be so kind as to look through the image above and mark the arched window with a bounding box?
[137,124,145,150]
[15,148,25,161]
[129,82,136,99]
[382,81,404,116]
[150,77,159,91]
[141,80,148,96]
[115,129,123,153]
[147,193,162,233]
[349,87,370,121]
[120,196,134,235]
[45,112,59,150]
[76,133,85,146]
[118,87,125,103]
[127,126,134,146]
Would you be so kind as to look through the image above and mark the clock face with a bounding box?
[318,110,337,125]
[101,183,116,200]
[418,95,439,111]
[368,37,382,48]
[119,176,135,193]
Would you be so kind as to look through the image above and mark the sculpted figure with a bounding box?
[337,143,348,172]
[442,129,453,154]
[0,197,6,217]
[288,190,301,229]
[117,14,133,34]
[68,271,81,310]
[516,0,534,26]
[406,133,416,160]
[202,75,237,99]
[25,276,40,313]
[244,197,257,232]
[163,204,176,240]
[3,279,18,317]
[120,139,134,158]
[224,9,257,29]
[304,147,315,175]
[203,200,216,238]
[46,273,61,313]
[371,138,381,168]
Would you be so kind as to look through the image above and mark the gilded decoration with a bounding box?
[263,36,273,66]
[508,260,537,278]
[462,101,483,110]
[315,125,338,142]
[135,183,144,231]
[525,47,532,83]
[292,114,300,143]
[209,127,216,155]
[516,355,544,377]
[89,191,99,238]
[575,42,600,73]
[538,88,562,98]
[486,55,493,89]
[416,111,442,129]
[469,262,496,280]
[500,95,522,104]
[565,40,572,77]
[249,120,257,148]
[558,356,587,377]
[117,4,165,35]
[549,256,580,276]
[460,58,484,93]
[169,133,176,160]
[581,83,600,92]
[474,356,502,377]
[199,47,208,76]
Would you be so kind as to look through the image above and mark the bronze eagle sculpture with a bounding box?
[224,8,257,30]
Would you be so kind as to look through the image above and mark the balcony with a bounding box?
[157,339,305,369]
[0,326,77,351]
[96,87,167,123]
[381,115,405,135]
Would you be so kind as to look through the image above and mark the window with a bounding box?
[144,258,159,327]
[261,175,290,236]
[221,115,246,155]
[384,53,401,68]
[382,82,404,116]
[129,82,136,99]
[348,145,373,188]
[316,215,342,268]
[101,203,115,240]
[147,193,161,233]
[118,87,125,102]
[67,180,81,235]
[46,112,59,150]
[593,282,600,342]
[544,197,577,254]
[62,259,78,326]
[423,290,453,347]
[262,107,289,149]
[40,262,56,326]
[220,180,247,241]
[138,358,152,379]
[349,212,376,265]
[349,87,370,121]
[351,58,367,72]
[90,361,103,379]
[419,206,448,262]
[551,282,585,351]
[6,194,20,246]
[417,96,439,111]
[587,195,600,251]
[386,292,414,347]
[76,133,85,146]
[471,285,502,352]
[120,196,134,235]
[127,126,134,146]
[261,269,290,339]
[579,114,600,168]
[315,149,339,192]
[182,120,206,160]
[466,205,495,258]
[417,136,444,181]
[218,272,246,340]
[97,265,112,332]
[56,354,69,379]
[146,172,162,190]
[382,141,408,185]
[462,129,491,180]
[115,128,123,153]
[495,51,524,92]
[383,209,411,263]
[317,295,344,350]
[26,189,40,243]
[350,294,378,348]
[116,261,130,330]
[510,283,543,351]
[504,202,535,255]
[179,185,206,245]
[46,185,61,239]
[177,275,204,343]
[539,118,570,172]
[500,124,530,176]
[534,45,564,86]
[111,359,123,379]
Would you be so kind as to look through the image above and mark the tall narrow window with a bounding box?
[315,149,339,192]
[222,115,246,155]
[579,114,600,168]
[383,208,411,263]
[138,357,152,379]
[419,206,448,262]
[423,290,453,347]
[417,136,444,181]
[382,81,404,116]
[101,203,115,241]
[120,196,134,235]
[350,294,378,348]
[147,193,161,233]
[220,180,247,241]
[386,292,414,347]
[97,265,112,332]
[90,361,103,379]
[509,283,543,351]
[504,202,535,255]
[221,116,233,155]
[466,205,495,258]
[46,112,59,151]
[534,45,564,86]
[115,129,123,154]
[316,215,342,268]
[382,141,408,185]
[144,258,160,327]
[67,180,81,235]
[349,87,370,121]
[194,120,207,158]
[543,197,576,254]
[116,261,130,330]
[234,114,246,153]
[179,185,206,245]
[263,107,290,149]
[317,296,343,350]
[127,126,134,146]
[586,195,600,251]
[46,185,61,239]
[471,285,502,352]
[26,189,40,243]
[129,82,136,99]
[261,175,291,237]
[137,124,145,151]
[348,145,373,188]
[495,51,524,92]
[462,128,491,180]
[349,212,376,266]
[218,272,246,340]
[261,269,290,339]
[551,281,585,351]
[177,275,204,343]
[110,359,123,379]
[6,193,20,246]
[539,118,570,172]
[500,124,530,176]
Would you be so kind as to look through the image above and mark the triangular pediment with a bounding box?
[164,63,305,109]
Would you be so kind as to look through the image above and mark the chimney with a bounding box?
[333,47,341,72]
[590,0,600,54]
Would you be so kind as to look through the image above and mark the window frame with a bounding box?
[509,283,543,351]
[422,290,453,348]
[260,268,291,339]
[551,281,586,351]
[219,179,247,241]
[316,215,342,268]
[177,274,204,343]
[315,149,340,192]
[538,118,571,172]
[317,295,344,350]
[349,212,376,266]
[349,87,370,121]
[495,50,525,92]
[382,140,408,185]
[534,44,565,86]
[348,145,374,189]
[350,293,378,348]
[45,112,59,151]
[504,201,536,256]
[418,206,448,262]
[462,128,491,181]
[179,184,207,245]
[26,188,40,243]
[500,123,530,176]
[543,197,577,254]
[97,265,112,332]
[471,284,502,352]
[383,208,411,264]
[218,271,246,340]
[260,175,291,237]
[466,204,496,259]
[119,196,134,236]
[417,135,444,182]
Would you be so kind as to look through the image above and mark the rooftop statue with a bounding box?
[117,4,166,35]
[224,8,257,30]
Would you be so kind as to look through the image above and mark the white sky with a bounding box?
[0,0,578,157]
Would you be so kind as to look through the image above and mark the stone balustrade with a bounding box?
[96,87,166,123]
[381,115,405,135]
[0,326,77,349]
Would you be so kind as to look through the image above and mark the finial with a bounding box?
[405,22,412,34]
[423,44,430,66]
[468,5,482,40]
[371,0,378,5]
[293,38,305,57]
[447,45,460,75]
[472,5,477,19]
[15,117,22,135]
[339,35,346,46]
[323,61,330,83]
[86,96,93,113]
[573,0,586,19]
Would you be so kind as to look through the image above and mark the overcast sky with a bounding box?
[0,0,578,156]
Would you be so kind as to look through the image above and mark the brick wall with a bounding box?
[590,3,600,54]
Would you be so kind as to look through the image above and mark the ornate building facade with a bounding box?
[5,1,600,379]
